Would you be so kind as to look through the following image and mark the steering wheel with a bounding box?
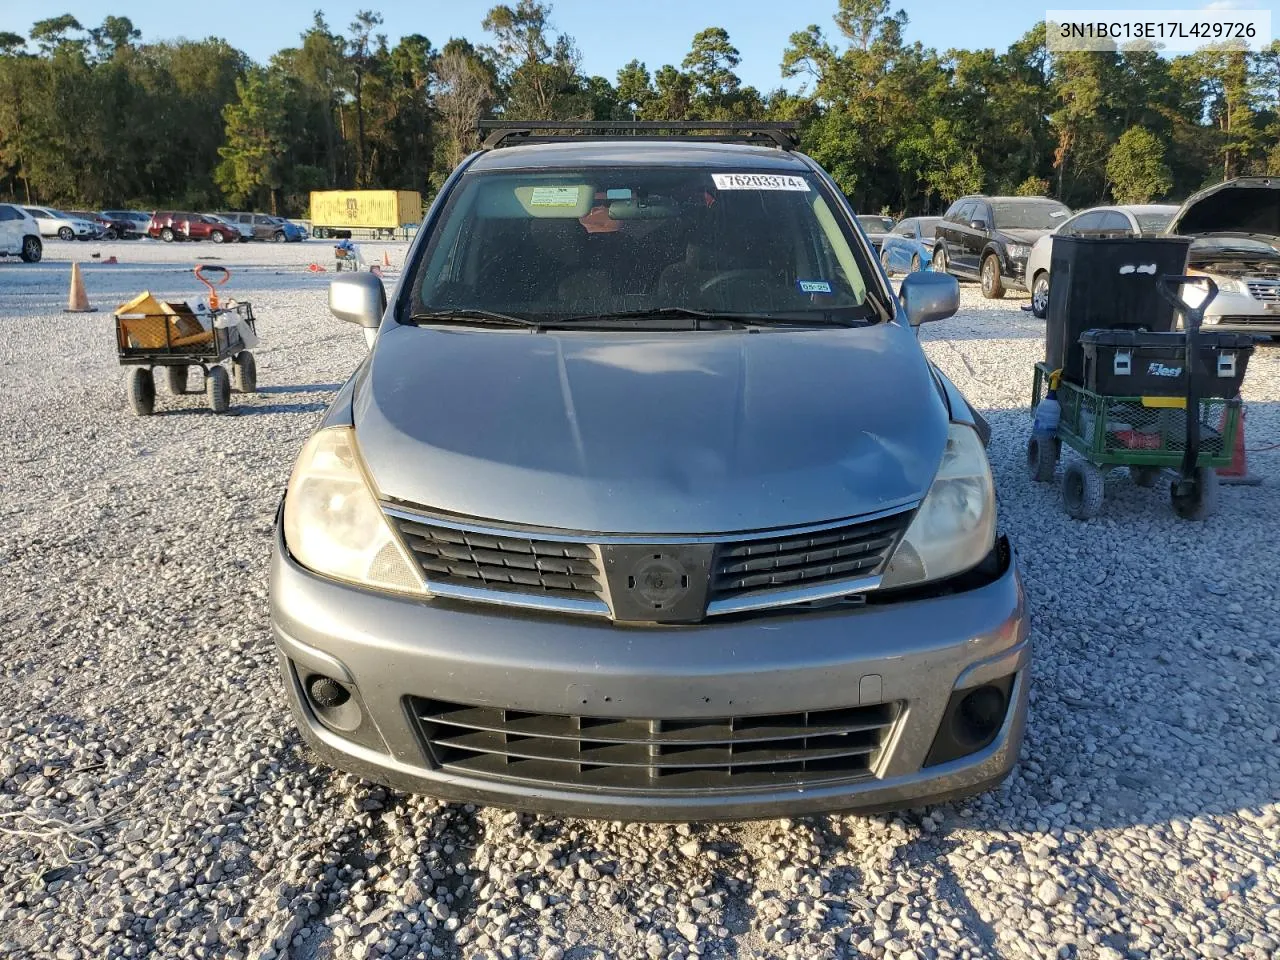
[698,269,765,295]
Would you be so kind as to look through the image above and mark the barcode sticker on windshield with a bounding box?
[529,186,583,206]
[712,173,810,191]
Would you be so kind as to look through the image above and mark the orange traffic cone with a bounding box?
[383,250,391,267]
[63,262,97,313]
[1217,403,1260,485]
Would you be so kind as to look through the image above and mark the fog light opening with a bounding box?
[957,684,1007,746]
[307,675,351,709]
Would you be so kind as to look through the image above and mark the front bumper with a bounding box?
[270,527,1030,821]
[1004,254,1030,290]
[1202,294,1280,336]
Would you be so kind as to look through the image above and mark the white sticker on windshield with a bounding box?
[712,173,810,192]
[529,186,583,207]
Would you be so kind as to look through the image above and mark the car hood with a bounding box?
[999,228,1050,245]
[354,322,949,534]
[1168,177,1280,238]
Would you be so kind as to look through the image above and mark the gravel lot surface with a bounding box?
[1,239,1278,960]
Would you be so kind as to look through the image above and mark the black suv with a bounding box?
[933,195,1070,299]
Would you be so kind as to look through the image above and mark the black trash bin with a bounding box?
[1046,235,1191,384]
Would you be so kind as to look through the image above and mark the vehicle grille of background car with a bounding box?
[386,505,912,620]
[410,697,901,790]
[1247,280,1280,302]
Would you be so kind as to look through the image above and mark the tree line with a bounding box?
[1,0,1278,218]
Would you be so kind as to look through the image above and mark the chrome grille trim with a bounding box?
[383,502,918,545]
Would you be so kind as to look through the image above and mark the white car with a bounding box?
[206,214,253,241]
[0,203,42,261]
[1167,178,1280,338]
[1024,204,1179,318]
[22,206,97,241]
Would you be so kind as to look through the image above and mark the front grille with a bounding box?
[1247,281,1280,303]
[393,516,603,602]
[710,514,908,600]
[411,698,900,790]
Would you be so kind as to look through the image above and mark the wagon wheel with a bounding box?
[233,351,257,393]
[128,367,155,416]
[1129,465,1161,488]
[206,365,231,413]
[1170,467,1219,521]
[164,365,189,394]
[1026,434,1058,482]
[1062,460,1104,519]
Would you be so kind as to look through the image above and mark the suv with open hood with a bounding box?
[270,122,1028,820]
[1167,177,1280,338]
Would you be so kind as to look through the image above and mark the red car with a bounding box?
[148,212,238,243]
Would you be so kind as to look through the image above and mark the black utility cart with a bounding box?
[1028,236,1253,520]
[114,267,258,416]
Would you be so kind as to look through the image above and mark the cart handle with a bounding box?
[195,264,231,310]
[1154,274,1217,318]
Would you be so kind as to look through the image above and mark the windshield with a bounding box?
[1134,212,1174,233]
[413,167,874,324]
[917,217,941,239]
[857,215,894,234]
[990,201,1070,231]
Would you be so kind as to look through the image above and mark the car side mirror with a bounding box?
[899,271,959,327]
[968,218,988,231]
[329,273,387,347]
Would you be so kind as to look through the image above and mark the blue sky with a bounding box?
[5,0,1278,90]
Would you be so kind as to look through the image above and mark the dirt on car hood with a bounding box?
[355,321,949,534]
[1168,177,1280,238]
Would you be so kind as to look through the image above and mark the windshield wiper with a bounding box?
[551,308,868,328]
[406,308,541,328]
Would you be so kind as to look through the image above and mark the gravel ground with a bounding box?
[1,239,1278,960]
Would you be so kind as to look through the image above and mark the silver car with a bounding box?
[271,127,1029,820]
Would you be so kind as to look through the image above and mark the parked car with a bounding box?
[856,215,896,251]
[271,124,1028,821]
[1166,178,1280,338]
[218,211,301,242]
[270,217,306,242]
[206,214,253,241]
[22,206,97,241]
[148,212,239,243]
[69,210,136,240]
[933,196,1071,298]
[880,216,942,276]
[1023,204,1178,318]
[104,210,155,236]
[0,203,42,261]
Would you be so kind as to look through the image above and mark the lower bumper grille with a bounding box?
[1208,314,1279,327]
[411,698,900,790]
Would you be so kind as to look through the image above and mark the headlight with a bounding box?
[1181,271,1244,306]
[1006,243,1031,259]
[880,423,996,588]
[283,426,426,594]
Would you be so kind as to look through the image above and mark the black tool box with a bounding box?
[1079,328,1254,398]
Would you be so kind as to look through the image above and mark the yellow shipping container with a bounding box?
[309,190,423,237]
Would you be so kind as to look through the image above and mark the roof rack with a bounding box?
[477,120,799,151]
